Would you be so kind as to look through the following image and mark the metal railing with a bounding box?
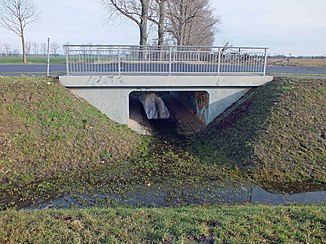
[64,45,268,76]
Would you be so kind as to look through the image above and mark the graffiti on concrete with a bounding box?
[195,92,209,124]
[183,91,209,124]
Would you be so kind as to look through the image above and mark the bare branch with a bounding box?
[101,0,150,45]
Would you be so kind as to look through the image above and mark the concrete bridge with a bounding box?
[59,45,273,132]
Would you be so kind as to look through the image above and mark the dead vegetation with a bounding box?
[268,58,326,67]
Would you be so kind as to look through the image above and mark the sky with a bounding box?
[0,0,325,56]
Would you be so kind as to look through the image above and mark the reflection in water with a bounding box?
[26,182,326,210]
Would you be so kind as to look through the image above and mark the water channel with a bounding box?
[26,182,326,210]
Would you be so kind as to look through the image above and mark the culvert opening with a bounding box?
[129,91,208,135]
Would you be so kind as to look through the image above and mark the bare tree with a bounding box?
[32,42,38,54]
[13,49,20,56]
[40,42,46,56]
[0,0,40,63]
[148,0,167,46]
[25,41,31,55]
[50,42,59,55]
[166,0,219,46]
[101,0,150,46]
[3,43,11,56]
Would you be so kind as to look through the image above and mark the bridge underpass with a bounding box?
[129,91,208,135]
[59,45,273,134]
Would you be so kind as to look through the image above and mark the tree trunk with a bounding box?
[139,0,149,46]
[157,1,165,46]
[21,31,27,64]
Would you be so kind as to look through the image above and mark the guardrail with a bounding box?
[64,45,268,76]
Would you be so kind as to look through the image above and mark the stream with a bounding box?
[26,182,326,210]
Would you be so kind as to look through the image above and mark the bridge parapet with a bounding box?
[64,45,268,76]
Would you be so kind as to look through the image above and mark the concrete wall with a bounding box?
[206,88,249,124]
[70,88,131,125]
[171,91,209,124]
[60,75,273,127]
[171,89,249,125]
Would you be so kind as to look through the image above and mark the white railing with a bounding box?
[64,45,268,76]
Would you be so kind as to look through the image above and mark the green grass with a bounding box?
[0,76,325,242]
[0,205,325,243]
[192,77,326,186]
[0,76,325,209]
[0,56,66,64]
[0,76,145,207]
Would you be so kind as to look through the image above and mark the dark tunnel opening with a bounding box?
[129,91,209,136]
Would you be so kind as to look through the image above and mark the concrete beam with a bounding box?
[60,75,273,88]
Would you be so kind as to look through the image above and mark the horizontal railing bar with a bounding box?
[64,44,269,50]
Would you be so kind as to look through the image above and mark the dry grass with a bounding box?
[268,58,326,67]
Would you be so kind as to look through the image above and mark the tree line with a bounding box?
[102,0,220,46]
[0,42,61,56]
[0,0,220,63]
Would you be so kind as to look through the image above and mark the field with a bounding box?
[268,57,326,67]
[0,55,66,64]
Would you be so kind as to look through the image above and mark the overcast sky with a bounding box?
[0,0,325,56]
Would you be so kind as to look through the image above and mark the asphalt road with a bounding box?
[0,64,66,76]
[1,64,326,76]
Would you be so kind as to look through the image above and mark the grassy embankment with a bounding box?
[0,76,325,208]
[0,56,66,64]
[0,76,325,242]
[192,77,326,188]
[0,205,325,243]
[0,76,146,207]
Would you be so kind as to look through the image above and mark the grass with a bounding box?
[191,77,326,186]
[268,73,326,77]
[0,205,325,243]
[0,76,145,207]
[268,58,326,67]
[0,56,66,64]
[0,76,325,209]
[0,76,325,242]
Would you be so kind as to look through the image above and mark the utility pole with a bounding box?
[47,38,50,76]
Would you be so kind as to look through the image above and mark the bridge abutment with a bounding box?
[60,75,273,131]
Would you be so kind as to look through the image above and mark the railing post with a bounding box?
[118,46,121,75]
[65,46,69,76]
[169,47,172,76]
[217,47,221,75]
[263,48,267,76]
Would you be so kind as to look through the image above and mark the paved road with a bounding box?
[267,65,326,75]
[1,64,326,76]
[0,64,66,76]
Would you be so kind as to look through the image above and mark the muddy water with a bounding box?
[26,182,326,210]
